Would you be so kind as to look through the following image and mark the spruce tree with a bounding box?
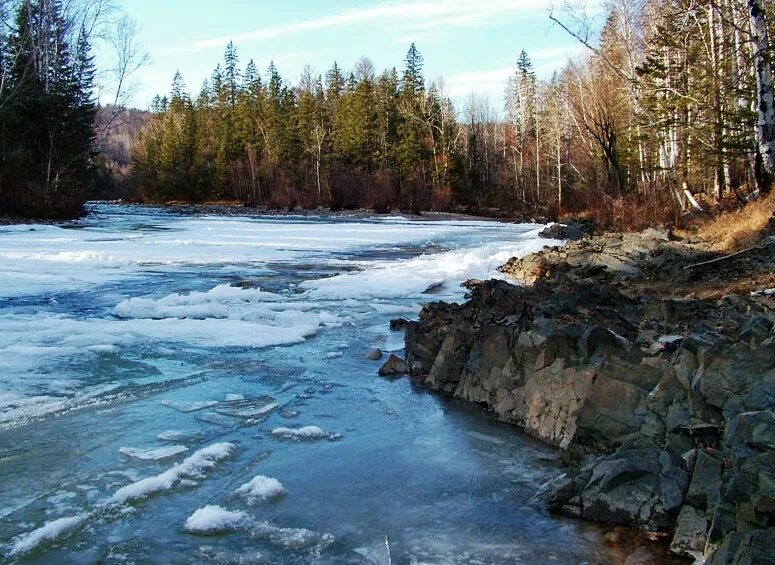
[1,0,96,217]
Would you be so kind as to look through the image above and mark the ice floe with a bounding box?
[157,429,201,442]
[119,445,189,460]
[249,521,335,552]
[160,400,218,413]
[215,396,278,420]
[112,443,235,504]
[270,426,339,441]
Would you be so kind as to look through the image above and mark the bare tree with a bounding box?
[96,14,149,150]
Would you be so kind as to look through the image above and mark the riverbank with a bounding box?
[99,199,553,223]
[385,202,774,563]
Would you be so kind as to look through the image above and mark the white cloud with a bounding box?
[194,0,557,50]
[444,43,584,102]
[445,67,513,100]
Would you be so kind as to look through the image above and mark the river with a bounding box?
[0,204,656,564]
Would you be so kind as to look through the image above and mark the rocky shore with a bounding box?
[384,222,774,563]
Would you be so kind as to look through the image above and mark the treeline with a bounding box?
[0,0,96,218]
[132,43,461,212]
[132,1,775,224]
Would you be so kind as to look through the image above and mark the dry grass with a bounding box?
[558,191,679,232]
[687,191,775,252]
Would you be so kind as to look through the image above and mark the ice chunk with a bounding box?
[111,443,235,504]
[161,400,218,413]
[184,505,249,535]
[235,475,286,504]
[250,521,334,552]
[215,396,278,419]
[467,431,505,445]
[270,426,339,441]
[119,445,189,460]
[224,393,245,401]
[8,514,87,556]
[157,430,201,442]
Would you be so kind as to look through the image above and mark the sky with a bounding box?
[116,0,596,113]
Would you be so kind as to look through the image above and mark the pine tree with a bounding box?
[402,43,424,95]
[0,0,96,217]
[223,41,239,109]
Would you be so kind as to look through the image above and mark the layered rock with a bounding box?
[390,229,775,563]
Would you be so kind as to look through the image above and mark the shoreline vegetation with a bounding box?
[5,2,775,229]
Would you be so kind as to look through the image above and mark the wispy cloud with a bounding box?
[443,44,585,103]
[194,0,556,50]
[444,68,513,101]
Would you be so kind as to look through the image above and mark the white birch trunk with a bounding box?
[749,0,775,189]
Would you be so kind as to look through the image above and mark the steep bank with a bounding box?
[386,224,775,563]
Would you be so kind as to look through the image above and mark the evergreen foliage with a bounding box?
[132,1,775,221]
[0,0,96,218]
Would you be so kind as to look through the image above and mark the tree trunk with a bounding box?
[749,0,775,193]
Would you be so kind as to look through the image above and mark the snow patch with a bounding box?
[184,505,249,535]
[7,514,87,556]
[235,475,286,504]
[111,443,235,504]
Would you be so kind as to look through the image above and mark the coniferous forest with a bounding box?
[3,0,775,223]
[0,0,96,218]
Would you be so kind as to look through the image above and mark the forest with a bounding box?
[0,0,141,218]
[3,0,775,223]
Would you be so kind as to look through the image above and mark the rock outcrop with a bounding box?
[391,229,775,563]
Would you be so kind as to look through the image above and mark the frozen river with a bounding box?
[0,204,651,563]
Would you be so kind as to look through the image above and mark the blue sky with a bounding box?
[119,0,592,112]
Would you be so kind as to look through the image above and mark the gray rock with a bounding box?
[706,528,775,565]
[548,448,689,530]
[685,449,723,510]
[670,504,709,558]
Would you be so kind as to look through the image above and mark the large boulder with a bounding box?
[548,448,689,531]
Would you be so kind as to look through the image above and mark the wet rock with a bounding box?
[548,448,689,530]
[389,318,409,331]
[378,355,409,377]
[364,349,383,361]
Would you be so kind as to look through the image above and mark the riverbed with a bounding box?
[0,204,658,563]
